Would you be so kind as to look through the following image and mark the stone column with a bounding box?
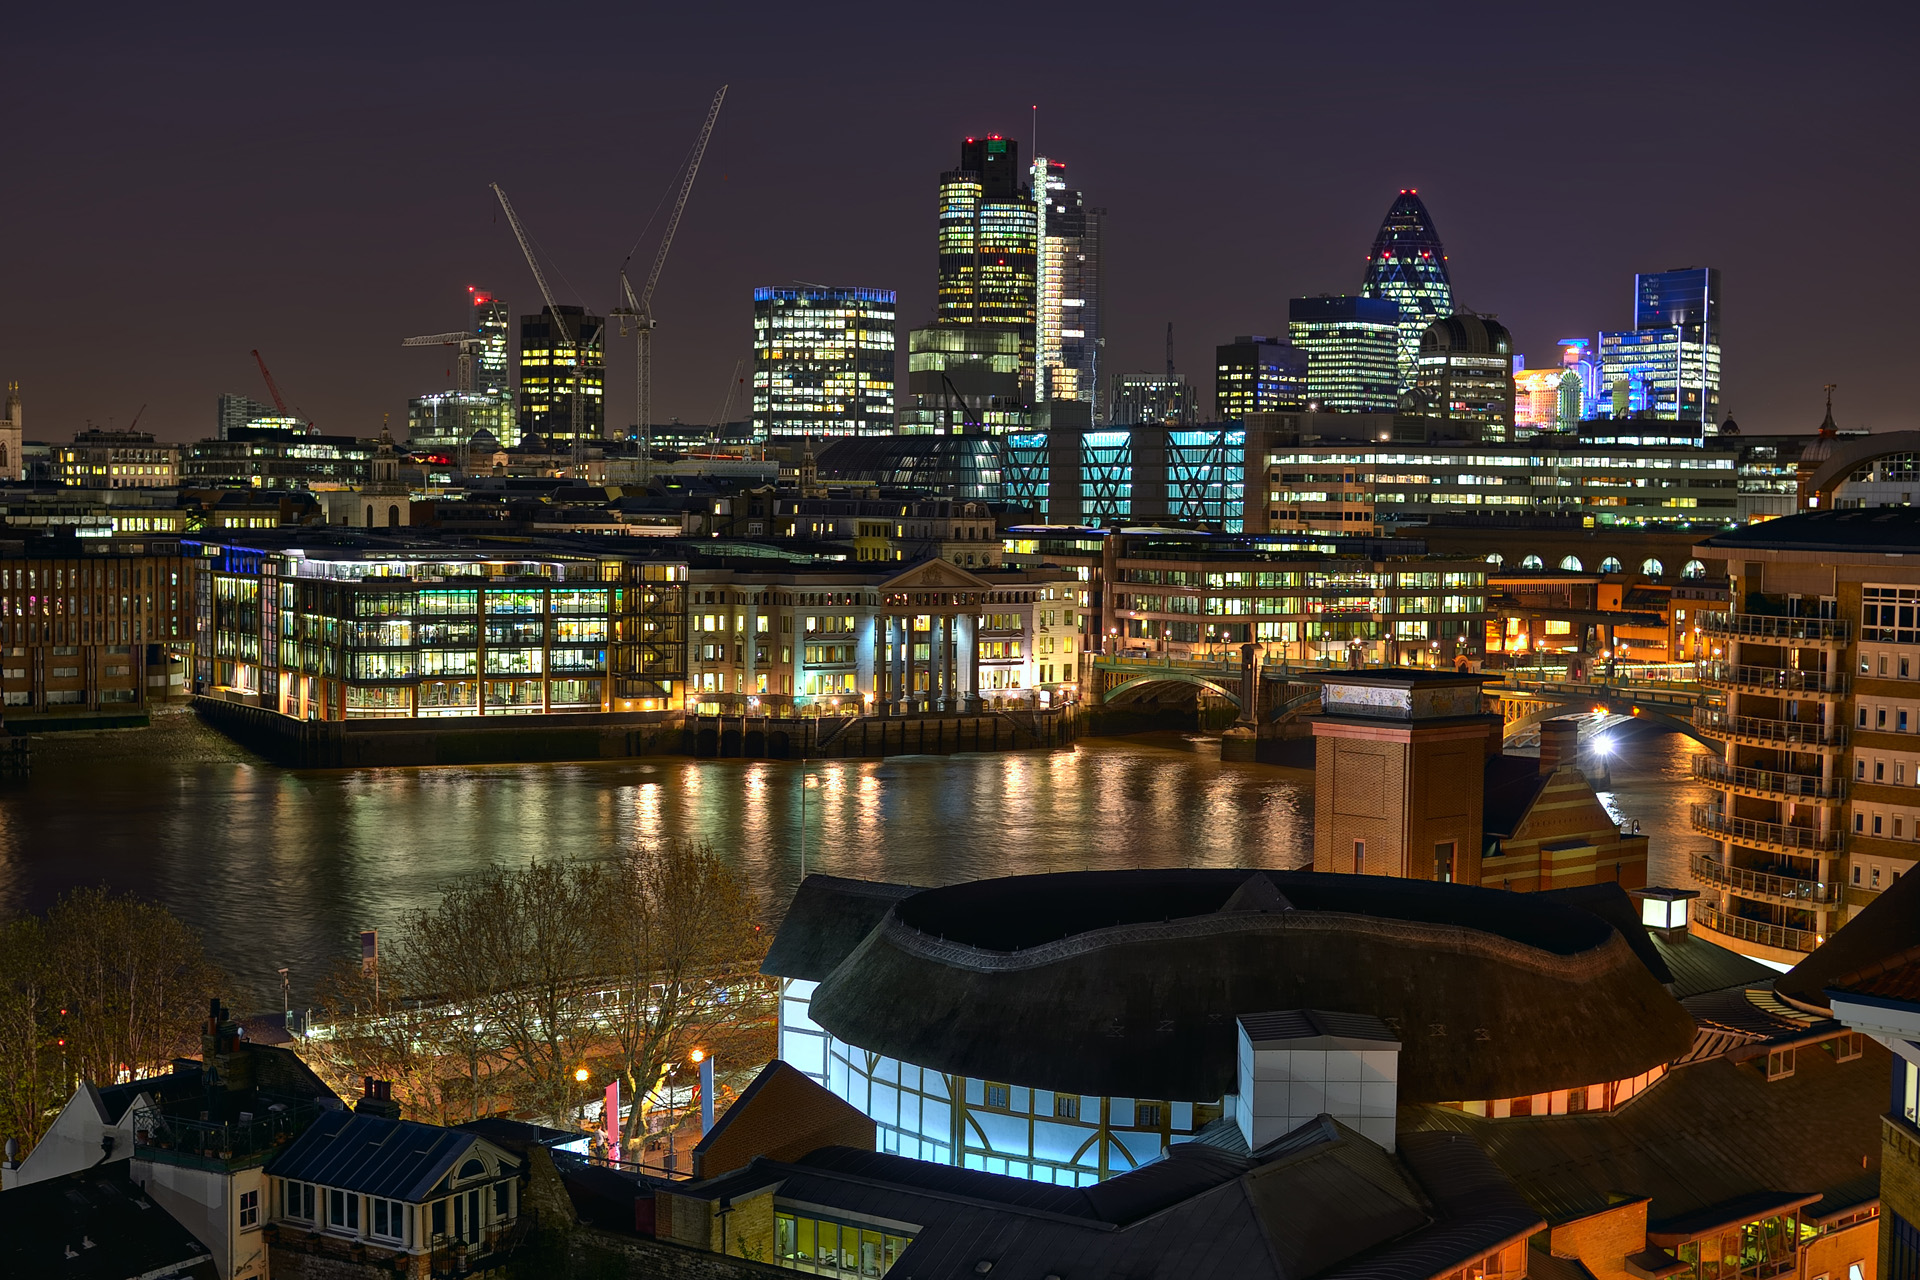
[856,611,877,706]
[961,613,980,711]
[743,592,758,699]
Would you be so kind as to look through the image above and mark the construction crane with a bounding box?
[250,349,297,421]
[402,331,485,459]
[490,183,593,470]
[611,84,728,482]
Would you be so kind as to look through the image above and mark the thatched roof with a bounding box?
[762,874,917,982]
[790,869,1696,1103]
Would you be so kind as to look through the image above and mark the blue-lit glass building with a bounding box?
[1598,267,1721,424]
[1360,191,1453,391]
[996,424,1248,531]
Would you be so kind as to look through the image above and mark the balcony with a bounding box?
[1693,900,1821,956]
[1690,852,1841,905]
[1689,804,1840,853]
[1692,707,1846,748]
[1695,611,1849,643]
[1691,756,1844,800]
[1696,661,1847,696]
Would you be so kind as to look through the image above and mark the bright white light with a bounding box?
[1596,737,1613,756]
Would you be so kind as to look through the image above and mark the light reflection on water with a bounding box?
[0,725,1707,1010]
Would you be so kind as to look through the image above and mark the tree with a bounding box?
[593,840,770,1147]
[464,863,604,1122]
[306,956,450,1123]
[44,888,220,1089]
[394,896,512,1123]
[0,915,55,1152]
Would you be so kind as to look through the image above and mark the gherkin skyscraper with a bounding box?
[1361,190,1452,392]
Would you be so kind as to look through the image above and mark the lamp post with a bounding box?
[799,772,820,880]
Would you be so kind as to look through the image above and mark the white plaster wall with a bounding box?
[1,1086,139,1190]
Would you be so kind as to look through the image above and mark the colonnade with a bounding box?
[877,613,981,712]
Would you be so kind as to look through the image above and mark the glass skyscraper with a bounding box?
[517,305,605,445]
[936,136,1038,332]
[1287,296,1400,413]
[1360,191,1453,392]
[751,287,897,438]
[1215,336,1307,420]
[1599,267,1721,424]
[1034,157,1103,414]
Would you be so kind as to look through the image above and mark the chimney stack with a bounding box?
[1539,720,1579,776]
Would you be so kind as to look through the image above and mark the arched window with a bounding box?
[364,504,373,526]
[1599,557,1623,574]
[388,505,401,528]
[458,1158,486,1181]
[1559,555,1583,572]
[1485,552,1504,566]
[1682,559,1707,580]
[1521,554,1545,570]
[1642,558,1665,578]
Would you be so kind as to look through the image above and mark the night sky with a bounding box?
[6,3,1914,442]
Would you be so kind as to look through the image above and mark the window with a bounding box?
[984,1083,1010,1110]
[1353,840,1365,874]
[1904,711,1911,733]
[1879,761,1887,781]
[1135,1102,1163,1128]
[1054,1094,1080,1120]
[328,1187,359,1230]
[494,1182,511,1218]
[1874,867,1884,888]
[1881,708,1889,729]
[239,1189,258,1229]
[1863,708,1871,728]
[431,1199,446,1240]
[1766,1046,1796,1081]
[1875,815,1884,835]
[1435,841,1456,884]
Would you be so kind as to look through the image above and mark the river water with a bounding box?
[0,710,1711,1011]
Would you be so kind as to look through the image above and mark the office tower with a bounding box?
[1034,157,1104,414]
[937,136,1038,331]
[1598,267,1721,424]
[1111,374,1194,426]
[751,287,897,438]
[1412,316,1515,442]
[901,327,1031,434]
[1215,336,1307,420]
[470,289,510,395]
[1287,296,1400,413]
[215,393,303,440]
[517,306,605,444]
[1361,190,1453,391]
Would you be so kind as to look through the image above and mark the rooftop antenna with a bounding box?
[1165,322,1175,377]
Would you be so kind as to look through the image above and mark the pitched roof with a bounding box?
[1482,756,1548,840]
[266,1109,518,1202]
[710,1115,1540,1280]
[1402,1034,1890,1229]
[1777,861,1920,1011]
[0,1162,215,1280]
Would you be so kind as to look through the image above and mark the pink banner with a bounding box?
[604,1080,621,1155]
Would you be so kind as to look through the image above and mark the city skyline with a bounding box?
[2,5,1912,442]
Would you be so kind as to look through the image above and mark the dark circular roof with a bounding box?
[1418,315,1511,356]
[788,869,1694,1104]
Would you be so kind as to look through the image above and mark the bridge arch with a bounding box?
[1101,672,1242,709]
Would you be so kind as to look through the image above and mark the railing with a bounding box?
[133,1096,323,1165]
[1693,707,1846,747]
[1693,900,1822,955]
[1689,804,1840,852]
[1691,755,1845,800]
[1690,851,1840,905]
[1697,662,1848,695]
[1696,611,1849,642]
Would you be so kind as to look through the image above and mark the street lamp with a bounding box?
[799,773,821,880]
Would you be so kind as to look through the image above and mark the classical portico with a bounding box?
[875,560,998,712]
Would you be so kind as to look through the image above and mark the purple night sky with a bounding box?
[4,2,1914,441]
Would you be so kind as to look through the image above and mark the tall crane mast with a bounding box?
[250,349,293,417]
[490,183,593,470]
[402,331,485,455]
[612,84,727,482]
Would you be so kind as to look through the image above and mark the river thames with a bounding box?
[0,711,1712,1010]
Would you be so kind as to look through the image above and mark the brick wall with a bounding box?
[1548,1197,1649,1280]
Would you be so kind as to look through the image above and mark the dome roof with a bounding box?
[1418,315,1511,357]
[778,870,1695,1104]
